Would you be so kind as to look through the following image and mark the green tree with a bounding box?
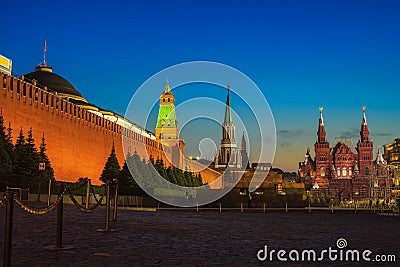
[118,152,141,195]
[0,113,13,176]
[36,134,55,200]
[14,128,40,186]
[100,143,121,184]
[38,134,55,181]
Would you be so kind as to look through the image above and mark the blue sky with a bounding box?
[1,0,400,171]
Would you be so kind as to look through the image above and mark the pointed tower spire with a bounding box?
[224,85,233,123]
[163,79,171,94]
[360,106,369,142]
[241,132,246,150]
[317,107,326,143]
[219,85,237,167]
[362,105,367,125]
[240,132,249,169]
[319,107,324,126]
[375,144,385,164]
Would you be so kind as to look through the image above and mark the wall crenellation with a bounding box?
[0,70,221,186]
[0,71,166,149]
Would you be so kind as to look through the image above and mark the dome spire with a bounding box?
[43,39,47,65]
[36,39,52,72]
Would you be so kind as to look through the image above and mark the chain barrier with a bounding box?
[14,187,67,215]
[67,180,90,192]
[90,181,106,206]
[65,186,105,213]
[2,179,106,214]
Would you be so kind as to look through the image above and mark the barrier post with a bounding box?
[47,179,52,206]
[105,183,110,231]
[85,179,90,209]
[56,183,63,248]
[308,203,311,213]
[113,181,118,222]
[97,182,115,232]
[219,202,222,214]
[3,192,15,267]
[285,202,288,213]
[45,182,73,251]
[240,202,243,213]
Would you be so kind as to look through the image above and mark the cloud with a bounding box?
[372,133,392,137]
[278,129,305,138]
[280,142,290,148]
[339,128,359,138]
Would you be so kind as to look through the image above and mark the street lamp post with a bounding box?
[37,162,45,202]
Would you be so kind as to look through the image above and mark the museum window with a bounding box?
[16,82,20,94]
[321,167,325,177]
[35,91,38,102]
[2,76,6,89]
[337,168,341,177]
[23,84,26,96]
[343,167,347,177]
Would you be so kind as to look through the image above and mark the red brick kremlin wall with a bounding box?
[0,72,221,187]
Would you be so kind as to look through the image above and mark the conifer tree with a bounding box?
[14,128,41,187]
[100,142,121,184]
[6,122,16,170]
[38,134,55,181]
[118,152,140,194]
[36,133,54,201]
[0,112,13,176]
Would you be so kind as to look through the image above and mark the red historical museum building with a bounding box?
[298,107,394,203]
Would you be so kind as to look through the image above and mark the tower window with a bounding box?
[163,99,165,102]
[168,98,170,102]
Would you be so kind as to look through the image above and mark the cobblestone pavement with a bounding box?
[0,204,399,266]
